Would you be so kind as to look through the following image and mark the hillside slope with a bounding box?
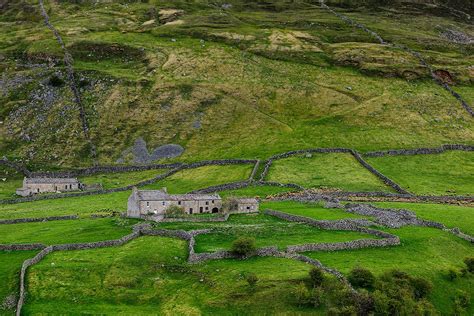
[0,0,473,168]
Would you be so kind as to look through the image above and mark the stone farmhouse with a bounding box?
[16,177,83,197]
[127,187,260,220]
[127,187,223,219]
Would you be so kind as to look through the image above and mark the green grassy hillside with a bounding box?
[0,0,472,168]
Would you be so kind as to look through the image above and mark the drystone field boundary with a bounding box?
[38,0,98,162]
[318,0,474,117]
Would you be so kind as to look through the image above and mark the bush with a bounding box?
[231,237,256,256]
[246,273,258,287]
[222,197,239,213]
[354,290,375,315]
[348,267,375,289]
[411,277,433,300]
[309,267,324,288]
[165,204,186,218]
[463,257,474,273]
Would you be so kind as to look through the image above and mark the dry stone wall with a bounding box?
[364,144,474,157]
[0,215,78,225]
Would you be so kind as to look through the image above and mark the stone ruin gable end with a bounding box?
[16,177,82,197]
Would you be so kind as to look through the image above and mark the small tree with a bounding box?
[165,204,186,218]
[348,267,375,289]
[231,237,256,256]
[463,257,474,273]
[246,273,258,288]
[223,197,239,213]
[309,267,324,288]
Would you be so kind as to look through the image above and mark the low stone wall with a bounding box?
[0,158,30,177]
[249,160,260,181]
[286,238,400,253]
[350,151,410,194]
[16,246,54,316]
[446,228,474,243]
[161,213,229,223]
[0,215,78,225]
[364,144,474,157]
[323,191,474,204]
[0,244,46,251]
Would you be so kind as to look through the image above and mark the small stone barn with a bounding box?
[234,198,259,213]
[16,177,82,197]
[127,187,222,219]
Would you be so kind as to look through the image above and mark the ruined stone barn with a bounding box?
[16,177,83,197]
[127,187,223,219]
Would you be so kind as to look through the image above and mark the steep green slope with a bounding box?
[0,0,472,169]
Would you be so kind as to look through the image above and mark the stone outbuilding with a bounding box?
[127,187,222,220]
[16,177,82,197]
[234,198,259,214]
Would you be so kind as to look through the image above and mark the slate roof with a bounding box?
[135,189,220,201]
[25,177,79,184]
[236,198,259,204]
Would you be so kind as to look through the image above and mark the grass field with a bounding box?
[266,153,393,192]
[0,191,131,220]
[24,236,319,315]
[366,151,474,196]
[0,218,136,245]
[261,200,369,220]
[143,164,253,193]
[79,169,167,189]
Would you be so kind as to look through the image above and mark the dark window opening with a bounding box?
[212,207,219,214]
[189,208,193,214]
[200,207,203,213]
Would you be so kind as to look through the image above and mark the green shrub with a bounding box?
[165,204,186,218]
[222,197,239,213]
[463,257,474,273]
[327,305,357,316]
[309,267,324,288]
[231,237,256,256]
[411,277,433,300]
[246,273,258,288]
[354,290,375,315]
[348,267,375,289]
